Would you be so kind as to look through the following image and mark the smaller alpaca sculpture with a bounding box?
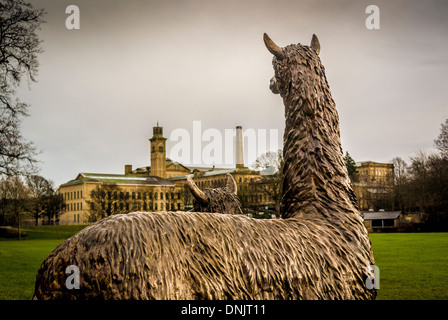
[187,173,242,215]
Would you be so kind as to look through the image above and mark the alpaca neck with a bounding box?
[280,69,358,220]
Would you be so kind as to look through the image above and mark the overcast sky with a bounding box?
[16,0,448,187]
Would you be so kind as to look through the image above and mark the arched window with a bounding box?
[159,146,163,152]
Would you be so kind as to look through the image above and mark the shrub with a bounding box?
[0,227,28,238]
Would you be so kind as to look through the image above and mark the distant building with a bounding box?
[362,211,401,232]
[57,124,274,225]
[352,161,395,211]
[57,125,393,225]
[59,172,181,224]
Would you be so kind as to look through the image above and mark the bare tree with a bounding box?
[251,150,283,215]
[434,118,448,158]
[86,184,157,222]
[0,175,29,238]
[392,157,409,212]
[408,152,433,213]
[0,0,46,176]
[25,175,52,224]
[41,191,64,225]
[87,184,123,222]
[25,175,62,224]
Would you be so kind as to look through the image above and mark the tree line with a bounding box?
[86,184,187,223]
[390,128,448,231]
[249,118,448,231]
[0,1,54,231]
[393,119,447,229]
[0,175,64,227]
[345,119,448,231]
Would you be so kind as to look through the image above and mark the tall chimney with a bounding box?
[124,164,132,175]
[235,126,244,168]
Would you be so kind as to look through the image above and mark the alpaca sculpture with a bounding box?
[264,33,360,220]
[187,173,243,215]
[264,32,375,291]
[33,34,376,300]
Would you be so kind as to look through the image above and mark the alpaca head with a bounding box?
[187,173,243,215]
[264,33,356,218]
[264,33,326,117]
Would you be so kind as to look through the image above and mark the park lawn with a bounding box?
[369,232,448,300]
[0,226,447,300]
[16,225,87,240]
[0,239,64,299]
[0,225,87,300]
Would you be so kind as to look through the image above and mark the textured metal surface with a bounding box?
[33,34,376,300]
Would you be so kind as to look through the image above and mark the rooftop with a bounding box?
[362,211,402,220]
[168,167,259,181]
[61,173,175,187]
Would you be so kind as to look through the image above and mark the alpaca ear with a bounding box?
[264,33,284,59]
[187,176,208,204]
[310,34,320,55]
[226,173,238,195]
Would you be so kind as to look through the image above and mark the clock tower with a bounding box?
[149,123,167,178]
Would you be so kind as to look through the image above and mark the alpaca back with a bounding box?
[34,211,375,300]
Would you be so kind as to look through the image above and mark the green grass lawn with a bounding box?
[0,225,87,300]
[0,226,447,300]
[10,225,87,240]
[0,239,63,299]
[370,232,448,300]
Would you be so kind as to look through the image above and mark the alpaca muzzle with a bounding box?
[269,76,280,94]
